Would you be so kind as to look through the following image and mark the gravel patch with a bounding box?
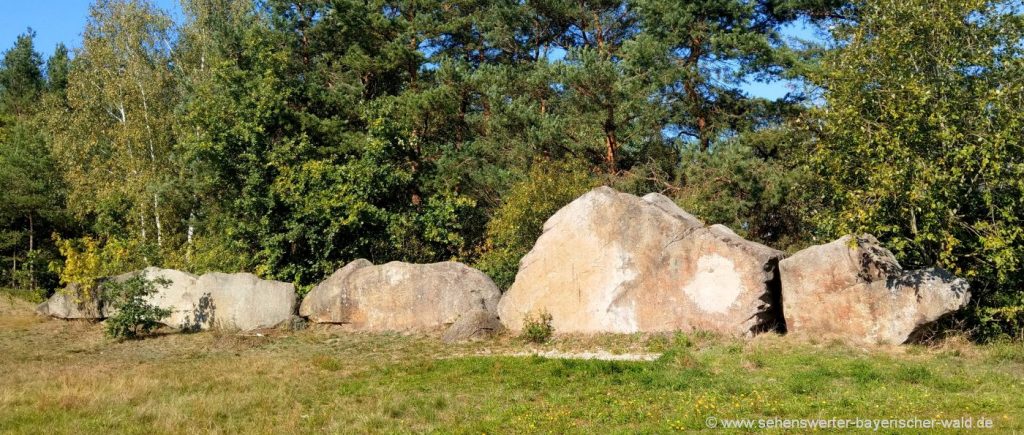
[508,349,662,361]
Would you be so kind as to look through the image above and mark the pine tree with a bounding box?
[45,43,71,96]
[0,30,44,116]
[0,31,64,294]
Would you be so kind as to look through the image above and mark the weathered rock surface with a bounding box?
[37,267,297,331]
[35,283,105,319]
[779,234,970,345]
[298,259,373,323]
[301,260,502,335]
[187,271,296,331]
[442,309,504,343]
[497,186,786,336]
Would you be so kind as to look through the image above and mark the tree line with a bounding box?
[1,0,1021,340]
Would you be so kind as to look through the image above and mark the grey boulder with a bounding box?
[35,283,105,319]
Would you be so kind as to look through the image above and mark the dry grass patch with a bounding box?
[1,296,1022,433]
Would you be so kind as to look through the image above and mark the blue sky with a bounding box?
[0,0,182,58]
[1,1,819,100]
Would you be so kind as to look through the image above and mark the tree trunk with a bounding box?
[140,208,147,242]
[186,211,195,264]
[28,213,34,291]
[684,37,711,152]
[604,106,618,173]
[153,194,162,248]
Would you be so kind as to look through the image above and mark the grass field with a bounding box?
[1,294,1022,433]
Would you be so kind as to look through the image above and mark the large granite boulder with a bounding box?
[779,234,971,345]
[186,271,296,331]
[497,186,786,336]
[300,260,502,336]
[37,267,297,331]
[130,268,202,329]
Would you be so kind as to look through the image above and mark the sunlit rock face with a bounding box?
[301,260,502,337]
[497,187,785,336]
[780,235,970,345]
[38,267,297,332]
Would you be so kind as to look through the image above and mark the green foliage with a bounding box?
[809,0,1024,339]
[476,160,599,289]
[103,271,172,340]
[0,29,44,116]
[11,0,1024,341]
[48,0,183,270]
[521,310,554,344]
[674,126,818,250]
[0,31,66,296]
[44,43,70,95]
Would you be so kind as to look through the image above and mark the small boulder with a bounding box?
[442,309,504,343]
[497,186,785,336]
[35,283,105,319]
[779,234,971,345]
[301,260,502,333]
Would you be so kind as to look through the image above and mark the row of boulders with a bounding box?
[37,260,503,342]
[496,187,971,344]
[37,186,971,345]
[37,268,296,331]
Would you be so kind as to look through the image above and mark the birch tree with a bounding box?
[51,0,181,260]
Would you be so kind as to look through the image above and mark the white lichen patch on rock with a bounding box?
[682,254,744,314]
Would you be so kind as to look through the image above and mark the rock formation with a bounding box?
[779,234,970,344]
[35,283,105,319]
[300,260,502,339]
[497,186,785,336]
[37,267,296,331]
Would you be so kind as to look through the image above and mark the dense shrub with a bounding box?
[51,235,147,298]
[103,272,171,340]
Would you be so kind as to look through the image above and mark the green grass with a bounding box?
[0,296,1021,433]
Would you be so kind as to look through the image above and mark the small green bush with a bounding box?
[521,310,554,343]
[104,272,172,340]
